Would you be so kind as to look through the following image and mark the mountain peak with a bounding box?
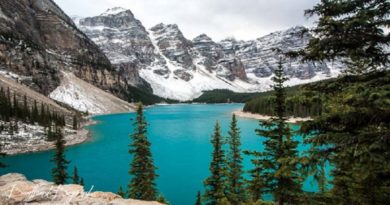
[151,23,178,30]
[100,7,131,16]
[193,34,213,42]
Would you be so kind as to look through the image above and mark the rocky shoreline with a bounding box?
[1,119,95,155]
[0,173,164,205]
[233,110,312,124]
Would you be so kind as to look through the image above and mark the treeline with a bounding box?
[243,87,324,118]
[0,87,66,127]
[192,89,261,103]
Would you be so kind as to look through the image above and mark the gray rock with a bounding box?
[0,0,132,101]
[173,69,193,81]
[0,173,165,205]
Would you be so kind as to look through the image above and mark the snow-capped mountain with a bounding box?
[74,8,343,101]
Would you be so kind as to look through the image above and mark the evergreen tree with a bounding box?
[203,121,227,205]
[31,100,38,123]
[300,71,390,204]
[22,95,29,123]
[293,1,390,203]
[245,156,264,203]
[299,0,390,72]
[248,59,302,205]
[72,166,80,184]
[128,103,158,201]
[118,186,126,198]
[195,191,202,205]
[13,93,19,119]
[51,127,69,185]
[226,114,246,204]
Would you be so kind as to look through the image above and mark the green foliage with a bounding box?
[226,114,247,204]
[203,121,228,205]
[245,154,264,203]
[216,197,232,205]
[300,71,390,204]
[247,60,302,205]
[192,89,261,103]
[300,0,390,72]
[124,84,177,105]
[128,104,158,200]
[243,84,323,118]
[51,127,70,185]
[246,200,275,205]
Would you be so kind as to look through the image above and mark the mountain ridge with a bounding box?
[75,7,343,101]
[0,0,142,113]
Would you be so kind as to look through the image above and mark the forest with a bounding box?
[0,86,76,136]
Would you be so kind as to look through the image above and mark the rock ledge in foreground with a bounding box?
[0,173,164,205]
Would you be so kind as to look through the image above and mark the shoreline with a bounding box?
[4,119,96,156]
[233,110,312,124]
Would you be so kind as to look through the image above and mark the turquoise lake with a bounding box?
[0,104,321,205]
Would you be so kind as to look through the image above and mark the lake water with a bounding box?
[1,104,321,205]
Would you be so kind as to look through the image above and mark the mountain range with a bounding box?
[0,0,343,113]
[73,7,343,101]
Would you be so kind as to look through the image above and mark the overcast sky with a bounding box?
[54,0,320,41]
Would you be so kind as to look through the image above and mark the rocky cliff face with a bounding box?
[75,8,343,101]
[0,0,128,98]
[0,173,164,205]
[227,27,332,79]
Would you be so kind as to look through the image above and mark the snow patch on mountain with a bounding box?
[49,72,135,114]
[100,7,128,16]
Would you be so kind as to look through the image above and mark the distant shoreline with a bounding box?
[232,110,312,124]
[4,119,95,155]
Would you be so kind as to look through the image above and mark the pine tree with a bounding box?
[118,186,126,198]
[248,59,302,205]
[299,0,390,72]
[72,166,80,184]
[203,121,227,205]
[300,72,390,204]
[13,93,19,119]
[226,114,246,204]
[195,191,202,205]
[31,100,38,123]
[22,95,29,123]
[51,127,70,185]
[128,103,158,201]
[245,156,264,203]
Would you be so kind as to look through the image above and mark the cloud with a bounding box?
[54,0,320,41]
